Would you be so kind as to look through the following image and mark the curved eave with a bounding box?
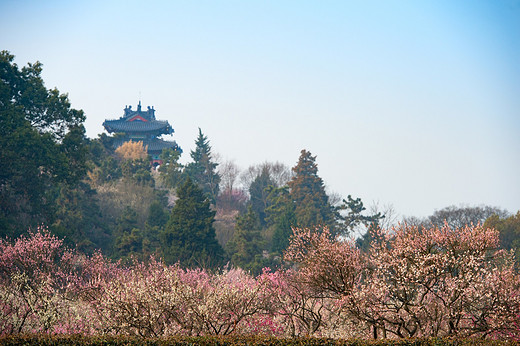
[144,139,182,153]
[103,120,174,135]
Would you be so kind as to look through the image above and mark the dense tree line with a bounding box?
[0,49,381,271]
[2,51,519,274]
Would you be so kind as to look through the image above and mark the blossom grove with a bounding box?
[1,224,519,340]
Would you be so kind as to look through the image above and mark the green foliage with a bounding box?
[147,200,169,228]
[184,128,221,203]
[227,206,266,274]
[249,167,275,227]
[143,201,170,255]
[84,134,167,260]
[113,207,140,260]
[120,158,153,186]
[263,150,337,256]
[0,51,87,238]
[266,186,297,254]
[264,150,378,254]
[112,210,159,262]
[94,179,162,238]
[86,138,122,184]
[337,195,383,240]
[158,147,185,189]
[160,177,225,268]
[485,211,520,263]
[288,150,334,229]
[50,182,110,254]
[88,135,153,187]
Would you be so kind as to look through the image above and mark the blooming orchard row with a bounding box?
[1,224,519,339]
[285,225,520,339]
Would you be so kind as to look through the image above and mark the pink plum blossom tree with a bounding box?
[284,223,520,339]
[1,224,518,340]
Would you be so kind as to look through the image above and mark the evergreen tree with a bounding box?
[158,147,184,189]
[265,186,297,254]
[226,206,265,273]
[185,128,220,203]
[337,195,383,238]
[50,182,109,254]
[160,177,224,268]
[113,207,147,261]
[147,200,169,228]
[248,166,275,227]
[288,149,334,229]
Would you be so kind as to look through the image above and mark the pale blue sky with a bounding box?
[1,0,519,218]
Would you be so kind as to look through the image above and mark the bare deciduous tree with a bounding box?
[429,204,509,229]
[218,160,241,193]
[240,161,292,192]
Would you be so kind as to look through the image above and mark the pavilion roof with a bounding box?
[103,102,174,135]
[143,138,181,153]
[103,118,173,134]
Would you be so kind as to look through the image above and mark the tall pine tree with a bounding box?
[185,128,220,203]
[266,186,297,254]
[288,149,334,229]
[160,177,224,268]
[248,166,275,227]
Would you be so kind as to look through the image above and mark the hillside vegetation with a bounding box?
[2,52,520,341]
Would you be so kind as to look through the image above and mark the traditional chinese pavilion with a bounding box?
[103,102,181,165]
